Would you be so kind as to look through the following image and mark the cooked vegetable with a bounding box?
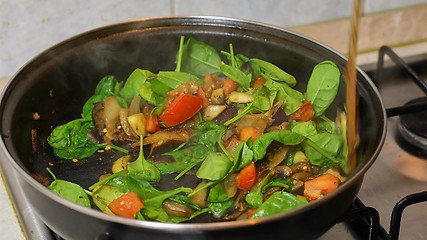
[145,114,160,133]
[46,36,347,223]
[223,77,239,95]
[127,135,160,182]
[46,168,91,207]
[160,94,203,127]
[239,127,263,142]
[108,192,144,219]
[303,173,341,201]
[236,162,257,191]
[250,191,307,219]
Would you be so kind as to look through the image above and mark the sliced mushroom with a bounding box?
[119,108,138,139]
[210,88,225,104]
[233,114,271,133]
[112,155,131,173]
[274,165,292,178]
[223,191,248,220]
[127,113,146,137]
[162,199,194,218]
[189,180,208,208]
[203,105,227,120]
[227,91,254,104]
[223,173,238,198]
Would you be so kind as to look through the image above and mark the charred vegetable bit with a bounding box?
[46,36,349,223]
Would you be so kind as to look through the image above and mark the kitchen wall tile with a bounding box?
[2,0,427,78]
[364,0,427,13]
[174,0,353,28]
[0,0,172,77]
[291,4,427,63]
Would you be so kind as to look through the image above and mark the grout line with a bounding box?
[290,4,427,56]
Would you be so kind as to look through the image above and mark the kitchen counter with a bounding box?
[0,173,24,239]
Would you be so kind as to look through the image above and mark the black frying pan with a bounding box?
[0,17,386,240]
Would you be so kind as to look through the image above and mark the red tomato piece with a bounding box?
[108,192,144,219]
[303,174,341,201]
[239,127,263,142]
[236,162,257,191]
[290,101,315,122]
[223,77,239,95]
[160,94,203,127]
[145,114,160,134]
[252,76,266,89]
[197,86,210,108]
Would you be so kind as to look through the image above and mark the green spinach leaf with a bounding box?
[220,64,252,91]
[252,130,305,160]
[207,183,230,203]
[157,121,226,176]
[251,191,307,219]
[302,133,343,167]
[82,75,125,120]
[245,170,273,208]
[156,71,201,89]
[306,60,340,116]
[119,68,154,102]
[196,152,232,181]
[47,169,91,207]
[128,135,161,182]
[249,58,296,87]
[290,121,318,138]
[264,77,303,115]
[220,44,252,90]
[178,37,222,77]
[47,119,105,159]
[96,174,192,223]
[207,199,234,219]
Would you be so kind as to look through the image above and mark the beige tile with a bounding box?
[291,4,427,57]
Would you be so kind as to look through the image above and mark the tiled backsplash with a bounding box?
[1,0,427,77]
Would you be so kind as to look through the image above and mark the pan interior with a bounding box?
[0,17,385,223]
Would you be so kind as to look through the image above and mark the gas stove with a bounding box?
[1,46,426,240]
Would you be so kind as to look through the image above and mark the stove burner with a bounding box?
[396,97,427,156]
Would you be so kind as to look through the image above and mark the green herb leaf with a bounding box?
[252,130,305,160]
[179,37,222,77]
[249,58,296,87]
[306,60,340,116]
[47,119,105,159]
[207,183,230,203]
[119,68,154,102]
[220,64,252,91]
[128,135,161,182]
[196,152,232,181]
[47,169,91,207]
[207,199,234,219]
[302,133,343,167]
[157,71,202,89]
[251,191,307,219]
[94,174,192,223]
[82,75,124,120]
[264,77,303,115]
